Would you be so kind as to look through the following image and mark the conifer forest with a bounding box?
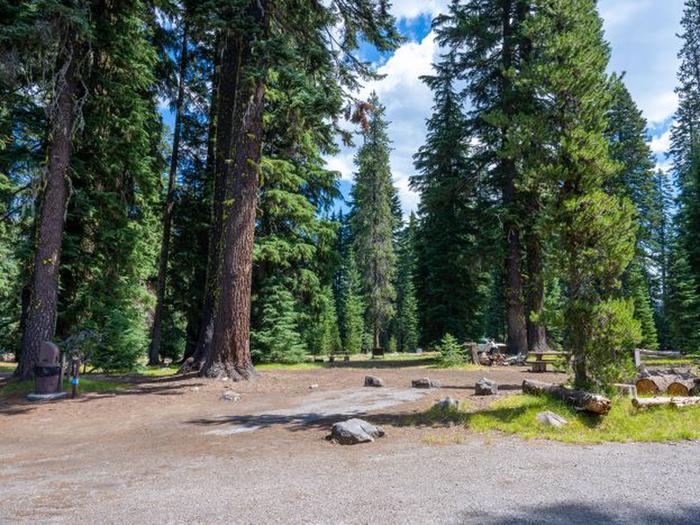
[2,0,700,393]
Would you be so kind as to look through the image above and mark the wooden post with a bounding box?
[633,348,641,368]
[58,352,65,392]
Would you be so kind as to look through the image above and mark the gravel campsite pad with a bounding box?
[2,365,700,524]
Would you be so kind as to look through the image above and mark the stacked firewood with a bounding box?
[633,369,700,409]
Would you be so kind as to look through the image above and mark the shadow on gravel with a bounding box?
[458,502,700,525]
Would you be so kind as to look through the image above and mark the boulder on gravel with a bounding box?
[433,397,459,411]
[475,378,498,396]
[536,411,568,428]
[364,375,385,387]
[220,391,241,402]
[412,378,441,389]
[327,418,385,445]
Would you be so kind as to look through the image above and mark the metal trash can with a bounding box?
[34,342,62,394]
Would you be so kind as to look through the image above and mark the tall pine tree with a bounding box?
[350,93,397,350]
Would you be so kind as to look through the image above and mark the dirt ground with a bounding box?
[2,364,699,524]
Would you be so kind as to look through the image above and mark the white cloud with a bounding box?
[324,2,686,216]
[640,92,679,125]
[649,128,672,155]
[390,0,448,20]
[326,30,440,216]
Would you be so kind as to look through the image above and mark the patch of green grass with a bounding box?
[644,358,698,366]
[134,365,180,377]
[463,394,700,443]
[0,377,125,397]
[256,362,327,370]
[0,362,17,373]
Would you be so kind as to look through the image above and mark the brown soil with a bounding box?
[0,365,588,523]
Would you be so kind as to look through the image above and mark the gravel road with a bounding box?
[2,368,699,524]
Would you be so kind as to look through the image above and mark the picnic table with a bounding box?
[529,351,570,373]
[329,352,350,364]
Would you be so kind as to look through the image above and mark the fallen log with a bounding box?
[521,379,612,415]
[667,378,696,397]
[632,396,700,409]
[635,374,677,396]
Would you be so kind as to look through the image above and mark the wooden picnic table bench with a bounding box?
[528,351,570,373]
[329,352,350,364]
[371,348,385,359]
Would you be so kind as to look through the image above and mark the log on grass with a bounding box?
[635,374,677,396]
[632,396,700,409]
[667,378,696,397]
[521,379,612,415]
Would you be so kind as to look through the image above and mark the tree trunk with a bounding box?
[525,209,547,353]
[190,33,229,368]
[522,379,612,415]
[149,21,189,366]
[201,6,268,379]
[17,28,80,380]
[500,1,528,357]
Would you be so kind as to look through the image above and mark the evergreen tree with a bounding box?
[667,246,700,353]
[650,171,674,349]
[436,0,536,355]
[202,1,400,379]
[14,1,93,378]
[624,262,658,350]
[412,45,492,345]
[669,0,700,351]
[395,214,419,352]
[149,6,191,365]
[350,93,397,350]
[55,0,163,371]
[526,0,638,387]
[605,76,661,348]
[251,279,307,363]
[339,251,365,354]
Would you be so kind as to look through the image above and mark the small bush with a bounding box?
[436,333,465,367]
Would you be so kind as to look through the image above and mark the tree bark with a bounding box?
[522,379,612,415]
[525,206,547,353]
[149,21,189,366]
[190,33,230,368]
[500,1,528,356]
[201,4,268,379]
[17,27,80,380]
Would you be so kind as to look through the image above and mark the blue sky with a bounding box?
[328,0,685,216]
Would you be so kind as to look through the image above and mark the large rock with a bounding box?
[364,375,385,388]
[433,396,459,411]
[220,390,241,402]
[327,418,385,445]
[412,378,441,389]
[536,411,568,428]
[475,378,498,396]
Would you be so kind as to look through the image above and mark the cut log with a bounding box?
[522,379,612,415]
[632,397,700,409]
[635,374,677,396]
[667,379,695,397]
